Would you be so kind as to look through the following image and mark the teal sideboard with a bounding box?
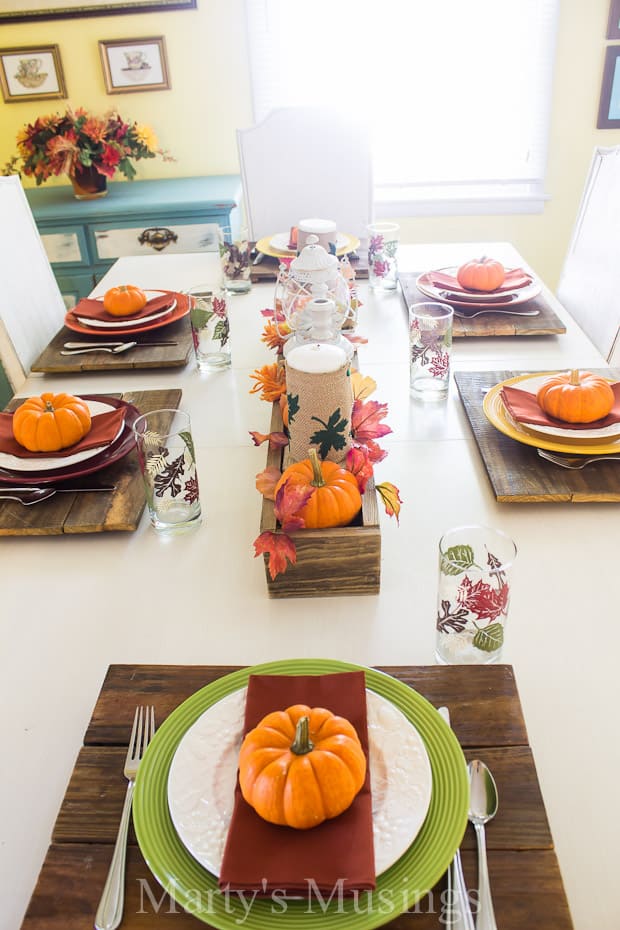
[26,175,242,306]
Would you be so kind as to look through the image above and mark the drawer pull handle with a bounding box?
[138,227,178,251]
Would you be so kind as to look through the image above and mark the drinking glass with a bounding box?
[218,225,252,294]
[367,222,399,290]
[188,284,232,371]
[435,525,517,664]
[133,409,202,533]
[409,302,453,400]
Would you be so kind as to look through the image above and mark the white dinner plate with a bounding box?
[416,268,542,309]
[76,294,176,330]
[500,372,620,443]
[167,686,433,877]
[270,232,349,253]
[0,399,125,472]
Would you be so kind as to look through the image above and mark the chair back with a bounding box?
[237,107,373,242]
[0,176,65,391]
[557,146,620,364]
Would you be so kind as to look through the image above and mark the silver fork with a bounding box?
[95,706,155,930]
[537,448,620,469]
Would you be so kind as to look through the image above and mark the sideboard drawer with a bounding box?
[40,227,89,265]
[92,221,219,259]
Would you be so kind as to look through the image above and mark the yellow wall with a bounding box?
[1,0,619,289]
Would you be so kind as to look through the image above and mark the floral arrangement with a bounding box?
[249,308,402,580]
[4,107,172,185]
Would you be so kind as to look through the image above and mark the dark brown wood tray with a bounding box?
[455,369,620,502]
[250,246,368,282]
[31,316,193,373]
[0,388,181,534]
[20,663,573,930]
[399,273,566,337]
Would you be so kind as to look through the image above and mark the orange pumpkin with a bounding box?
[456,257,506,292]
[536,369,615,423]
[238,704,367,829]
[274,448,361,528]
[103,284,148,317]
[12,392,92,452]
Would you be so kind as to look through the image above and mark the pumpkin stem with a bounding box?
[290,715,314,755]
[569,369,580,386]
[308,448,326,488]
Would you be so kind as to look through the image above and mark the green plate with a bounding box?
[133,659,468,929]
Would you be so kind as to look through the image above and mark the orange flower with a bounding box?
[261,319,291,353]
[248,363,287,402]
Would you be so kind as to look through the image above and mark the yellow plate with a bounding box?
[255,232,360,258]
[483,372,620,455]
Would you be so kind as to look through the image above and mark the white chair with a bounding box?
[557,145,620,365]
[0,176,66,393]
[236,107,373,243]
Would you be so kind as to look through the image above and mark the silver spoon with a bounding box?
[468,760,499,930]
[0,488,56,505]
[537,448,620,469]
[453,307,540,319]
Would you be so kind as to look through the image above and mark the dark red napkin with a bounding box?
[219,671,375,895]
[428,267,533,294]
[69,291,175,323]
[0,406,126,458]
[501,382,620,430]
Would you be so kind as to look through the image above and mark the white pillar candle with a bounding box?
[286,342,347,374]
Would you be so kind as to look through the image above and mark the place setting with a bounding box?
[251,218,364,281]
[399,255,566,337]
[454,367,620,502]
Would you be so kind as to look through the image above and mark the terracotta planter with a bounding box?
[69,166,108,200]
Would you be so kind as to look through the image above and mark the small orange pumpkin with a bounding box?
[456,257,506,292]
[274,448,361,528]
[536,370,615,424]
[103,284,148,317]
[238,704,367,829]
[12,392,92,452]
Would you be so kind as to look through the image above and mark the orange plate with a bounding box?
[65,291,190,337]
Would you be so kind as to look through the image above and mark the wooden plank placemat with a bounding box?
[0,388,181,535]
[250,246,369,282]
[31,316,193,373]
[399,273,566,337]
[20,664,573,930]
[455,369,620,502]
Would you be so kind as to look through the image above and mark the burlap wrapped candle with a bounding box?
[285,342,353,464]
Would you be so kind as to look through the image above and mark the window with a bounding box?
[244,0,559,214]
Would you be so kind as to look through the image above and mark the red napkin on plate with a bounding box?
[70,291,175,323]
[501,383,620,430]
[218,670,375,895]
[0,406,126,458]
[427,267,533,294]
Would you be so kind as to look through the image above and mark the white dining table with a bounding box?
[0,242,616,930]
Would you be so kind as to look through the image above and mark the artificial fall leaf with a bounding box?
[346,445,374,494]
[344,333,369,345]
[376,481,403,524]
[255,466,282,500]
[350,371,377,401]
[249,431,269,447]
[261,319,291,353]
[260,306,286,322]
[274,478,313,533]
[248,363,287,402]
[351,399,393,442]
[249,430,289,449]
[363,438,388,464]
[253,530,297,580]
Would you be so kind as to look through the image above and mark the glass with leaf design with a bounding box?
[435,525,517,664]
[133,409,202,533]
[409,302,453,400]
[188,284,232,371]
[219,225,252,294]
[367,222,400,290]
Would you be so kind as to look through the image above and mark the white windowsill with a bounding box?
[374,184,550,217]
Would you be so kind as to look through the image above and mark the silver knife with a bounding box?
[2,483,115,493]
[63,341,177,349]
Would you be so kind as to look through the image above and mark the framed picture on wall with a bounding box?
[0,44,66,102]
[598,46,620,128]
[99,36,170,93]
[607,0,620,39]
[0,0,196,25]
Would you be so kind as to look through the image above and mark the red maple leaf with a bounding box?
[346,445,374,493]
[351,399,393,442]
[255,466,281,500]
[253,530,297,580]
[456,576,508,622]
[273,478,313,533]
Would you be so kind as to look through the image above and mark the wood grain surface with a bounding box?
[30,316,193,373]
[455,369,620,502]
[399,273,566,337]
[250,248,369,282]
[20,664,574,930]
[0,388,182,534]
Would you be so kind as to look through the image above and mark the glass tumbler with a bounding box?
[367,222,399,290]
[219,225,252,294]
[188,284,232,371]
[409,302,453,400]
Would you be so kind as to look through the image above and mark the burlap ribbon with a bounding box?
[285,357,353,464]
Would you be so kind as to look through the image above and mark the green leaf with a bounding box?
[309,408,349,459]
[179,430,195,465]
[473,622,504,653]
[190,306,213,330]
[213,317,230,347]
[287,392,299,424]
[441,544,476,575]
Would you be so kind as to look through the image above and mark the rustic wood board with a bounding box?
[0,388,182,534]
[20,664,574,930]
[258,396,381,597]
[455,369,620,502]
[31,316,193,373]
[399,273,566,337]
[250,246,368,282]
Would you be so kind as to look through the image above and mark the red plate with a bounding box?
[64,291,190,337]
[0,395,140,486]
